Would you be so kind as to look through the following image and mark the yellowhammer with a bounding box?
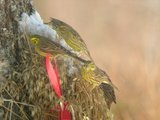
[47,18,92,61]
[81,62,116,104]
[29,18,116,106]
[30,35,89,63]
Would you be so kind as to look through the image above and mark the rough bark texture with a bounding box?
[0,0,113,120]
[0,0,31,78]
[0,0,33,119]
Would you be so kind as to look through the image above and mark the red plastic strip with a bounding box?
[46,53,62,97]
[60,102,71,120]
[45,53,71,120]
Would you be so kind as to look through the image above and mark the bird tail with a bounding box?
[99,83,116,108]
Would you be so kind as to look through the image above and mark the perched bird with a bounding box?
[47,18,92,61]
[30,35,89,63]
[29,17,116,106]
[81,62,116,106]
[20,12,91,62]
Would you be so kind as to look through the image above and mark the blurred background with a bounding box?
[33,0,160,120]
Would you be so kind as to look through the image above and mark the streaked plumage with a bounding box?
[30,35,89,63]
[47,18,92,61]
[81,62,116,105]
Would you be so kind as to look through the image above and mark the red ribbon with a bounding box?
[60,102,71,120]
[45,53,71,120]
[46,53,62,97]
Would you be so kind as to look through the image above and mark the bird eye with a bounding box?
[31,37,39,45]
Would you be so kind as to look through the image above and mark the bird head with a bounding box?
[82,62,96,72]
[50,18,72,37]
[51,18,64,29]
[30,35,42,46]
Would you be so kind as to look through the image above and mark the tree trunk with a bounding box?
[0,0,33,119]
[0,0,113,120]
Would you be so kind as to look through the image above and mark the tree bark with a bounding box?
[0,0,32,77]
[0,0,33,119]
[0,0,113,120]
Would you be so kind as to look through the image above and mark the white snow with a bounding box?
[19,11,57,41]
